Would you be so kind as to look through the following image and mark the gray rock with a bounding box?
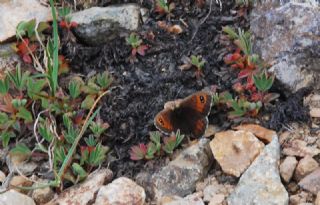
[250,1,320,92]
[70,4,141,45]
[0,189,35,205]
[0,43,22,72]
[227,136,289,205]
[137,139,213,201]
[0,0,52,42]
[298,168,320,194]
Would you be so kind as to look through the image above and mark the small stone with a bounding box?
[94,177,145,205]
[282,139,320,157]
[299,168,320,194]
[280,156,298,183]
[208,194,225,205]
[203,184,226,202]
[227,136,288,205]
[315,192,320,205]
[137,139,213,201]
[210,130,264,177]
[0,189,35,205]
[0,171,5,183]
[289,192,308,205]
[31,182,54,204]
[46,169,113,205]
[10,176,33,193]
[160,193,205,205]
[279,131,291,145]
[294,155,319,181]
[310,108,320,118]
[234,124,276,143]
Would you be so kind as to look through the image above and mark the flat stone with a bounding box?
[208,194,225,205]
[136,139,213,201]
[0,43,21,72]
[31,180,54,204]
[46,169,113,205]
[280,156,298,183]
[70,4,141,45]
[94,177,145,205]
[210,130,264,177]
[299,168,320,194]
[0,0,52,42]
[294,155,319,181]
[282,139,320,157]
[160,193,205,205]
[10,176,33,193]
[227,136,288,205]
[0,189,35,205]
[310,108,320,118]
[234,124,276,143]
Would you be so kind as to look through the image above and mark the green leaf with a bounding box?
[222,26,239,40]
[16,107,33,123]
[16,19,36,38]
[0,112,9,124]
[253,72,274,92]
[96,71,112,90]
[85,135,97,147]
[145,142,157,159]
[10,143,31,156]
[163,136,176,154]
[0,77,9,94]
[72,163,87,181]
[1,131,15,147]
[149,131,161,153]
[81,95,95,110]
[87,143,107,166]
[38,122,53,142]
[58,7,71,18]
[54,146,67,164]
[7,64,30,91]
[68,81,81,99]
[27,78,47,99]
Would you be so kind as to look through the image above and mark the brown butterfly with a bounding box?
[154,91,212,138]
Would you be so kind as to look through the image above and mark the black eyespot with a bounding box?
[199,95,205,103]
[159,119,164,125]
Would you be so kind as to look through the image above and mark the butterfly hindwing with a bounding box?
[179,91,212,117]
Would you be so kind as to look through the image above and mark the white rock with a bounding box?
[0,189,35,205]
[279,156,298,183]
[0,0,52,42]
[94,177,145,205]
[227,136,288,205]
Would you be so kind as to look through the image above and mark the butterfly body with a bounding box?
[154,91,212,138]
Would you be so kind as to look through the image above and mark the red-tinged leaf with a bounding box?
[70,22,78,28]
[224,54,234,64]
[130,143,147,160]
[88,146,95,153]
[58,55,70,74]
[29,44,37,52]
[73,110,85,125]
[231,64,239,69]
[23,54,32,64]
[137,45,148,56]
[251,92,263,102]
[0,94,15,114]
[154,6,166,14]
[131,48,137,57]
[59,21,68,28]
[237,62,244,69]
[233,82,244,93]
[231,53,242,61]
[238,69,251,79]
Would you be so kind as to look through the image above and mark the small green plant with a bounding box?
[130,130,185,160]
[126,33,148,60]
[155,0,175,15]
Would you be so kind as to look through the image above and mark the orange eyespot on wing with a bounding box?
[180,91,212,117]
[154,110,174,134]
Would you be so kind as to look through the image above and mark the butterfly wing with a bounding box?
[179,91,212,117]
[154,109,175,134]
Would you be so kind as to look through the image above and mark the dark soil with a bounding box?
[61,0,310,179]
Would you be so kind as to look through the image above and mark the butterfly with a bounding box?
[154,91,212,138]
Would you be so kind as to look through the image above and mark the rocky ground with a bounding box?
[1,0,320,205]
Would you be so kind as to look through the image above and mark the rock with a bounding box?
[315,192,320,205]
[70,4,141,45]
[136,138,213,201]
[204,125,221,138]
[0,43,22,71]
[227,136,288,205]
[94,177,145,205]
[210,130,264,177]
[10,176,33,193]
[299,168,320,194]
[46,168,113,205]
[160,193,205,205]
[0,190,36,205]
[250,1,320,92]
[289,193,307,205]
[13,162,38,176]
[280,156,298,183]
[208,194,225,205]
[0,0,52,42]
[31,181,54,204]
[203,184,227,202]
[282,139,320,157]
[294,155,319,181]
[233,124,276,143]
[0,171,5,183]
[310,108,320,118]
